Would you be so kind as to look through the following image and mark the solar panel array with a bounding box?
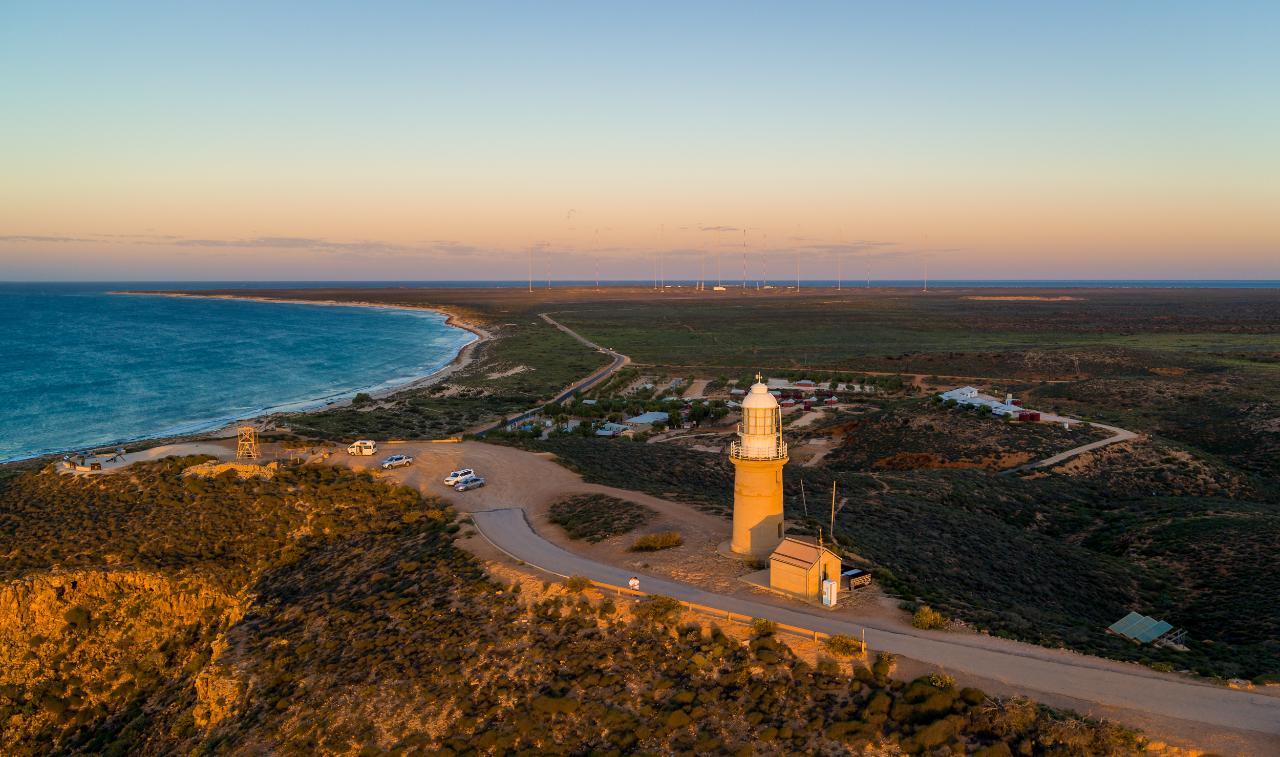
[1108,611,1174,643]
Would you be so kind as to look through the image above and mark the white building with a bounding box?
[938,386,1020,416]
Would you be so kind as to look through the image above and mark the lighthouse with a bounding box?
[729,375,789,556]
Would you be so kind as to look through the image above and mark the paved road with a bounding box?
[473,313,629,434]
[471,507,1280,738]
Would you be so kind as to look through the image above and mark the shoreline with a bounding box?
[114,290,493,400]
[1,293,493,466]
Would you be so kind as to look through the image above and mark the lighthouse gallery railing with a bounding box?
[729,440,788,461]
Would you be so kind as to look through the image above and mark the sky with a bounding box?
[1,2,1277,281]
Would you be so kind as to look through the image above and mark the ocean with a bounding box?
[0,283,476,462]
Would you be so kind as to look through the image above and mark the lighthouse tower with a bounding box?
[729,375,789,556]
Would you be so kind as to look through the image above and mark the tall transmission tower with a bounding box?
[236,426,259,460]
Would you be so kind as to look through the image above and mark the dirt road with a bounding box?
[471,313,629,434]
[1017,420,1137,470]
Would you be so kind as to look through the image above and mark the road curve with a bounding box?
[473,313,629,434]
[471,507,1280,738]
[1008,421,1138,474]
[1023,422,1137,470]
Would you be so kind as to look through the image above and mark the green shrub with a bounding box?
[924,671,955,689]
[751,618,777,637]
[824,634,865,658]
[632,595,683,627]
[872,651,897,680]
[912,605,949,630]
[630,531,683,552]
[562,575,593,593]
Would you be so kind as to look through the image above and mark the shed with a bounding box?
[823,396,840,406]
[625,411,670,426]
[595,422,631,437]
[769,537,843,602]
[1017,410,1041,422]
[794,379,817,388]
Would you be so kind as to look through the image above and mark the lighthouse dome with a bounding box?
[742,380,778,410]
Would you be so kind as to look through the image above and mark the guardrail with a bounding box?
[588,579,866,656]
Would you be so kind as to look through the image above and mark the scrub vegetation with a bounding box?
[0,458,1138,755]
[548,493,656,542]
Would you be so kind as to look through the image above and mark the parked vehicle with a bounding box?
[454,476,486,492]
[347,440,377,456]
[443,468,475,485]
[380,454,413,469]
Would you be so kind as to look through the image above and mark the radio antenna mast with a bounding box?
[837,228,843,291]
[659,224,665,292]
[741,228,747,289]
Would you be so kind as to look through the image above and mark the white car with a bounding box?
[347,440,377,456]
[380,454,413,469]
[443,468,475,485]
[454,476,486,492]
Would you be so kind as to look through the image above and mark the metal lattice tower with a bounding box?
[236,425,259,459]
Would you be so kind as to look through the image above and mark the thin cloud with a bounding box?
[0,235,97,243]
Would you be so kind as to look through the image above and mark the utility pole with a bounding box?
[830,480,837,539]
[659,224,665,292]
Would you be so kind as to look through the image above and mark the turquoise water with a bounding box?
[0,284,475,461]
